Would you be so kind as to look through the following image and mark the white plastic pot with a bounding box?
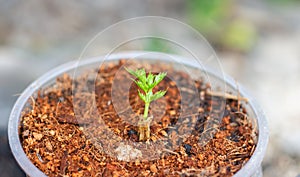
[8,51,269,177]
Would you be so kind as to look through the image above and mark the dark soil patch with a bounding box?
[20,60,257,177]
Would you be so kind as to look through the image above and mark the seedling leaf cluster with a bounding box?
[126,68,167,119]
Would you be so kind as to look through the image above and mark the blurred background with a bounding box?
[1,0,300,176]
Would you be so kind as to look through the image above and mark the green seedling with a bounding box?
[126,67,167,141]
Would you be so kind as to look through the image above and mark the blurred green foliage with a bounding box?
[187,0,257,53]
[144,37,175,54]
[187,0,229,38]
[221,20,256,52]
[267,0,299,5]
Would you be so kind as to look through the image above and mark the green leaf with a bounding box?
[150,90,167,102]
[135,68,147,83]
[125,67,147,83]
[145,91,153,103]
[125,67,137,77]
[134,80,148,92]
[138,90,146,102]
[146,72,154,87]
[152,72,167,87]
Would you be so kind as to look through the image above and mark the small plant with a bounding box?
[126,67,167,141]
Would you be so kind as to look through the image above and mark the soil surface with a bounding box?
[20,60,257,177]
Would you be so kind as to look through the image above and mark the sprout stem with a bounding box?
[143,102,150,119]
[126,67,167,141]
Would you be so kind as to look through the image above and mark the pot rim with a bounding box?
[8,51,269,177]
